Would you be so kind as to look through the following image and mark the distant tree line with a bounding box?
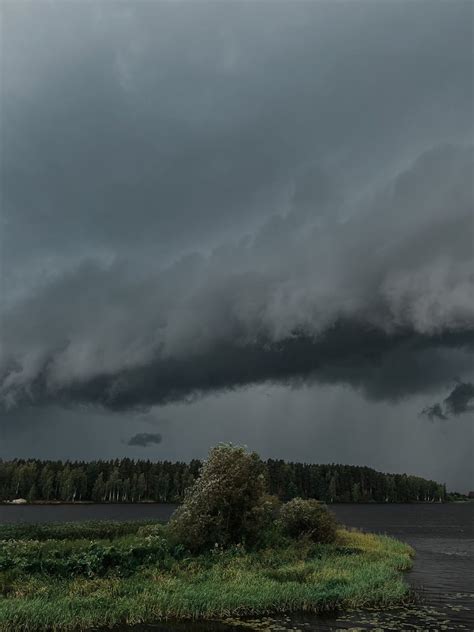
[0,458,446,504]
[266,460,446,503]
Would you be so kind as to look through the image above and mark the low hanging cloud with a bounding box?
[420,403,448,422]
[444,381,474,415]
[126,432,163,447]
[421,381,474,421]
[1,143,473,412]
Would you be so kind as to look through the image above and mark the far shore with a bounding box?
[2,499,471,506]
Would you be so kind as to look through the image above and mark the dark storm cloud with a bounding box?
[421,381,474,420]
[1,143,473,411]
[0,3,473,415]
[127,433,162,448]
[6,325,474,412]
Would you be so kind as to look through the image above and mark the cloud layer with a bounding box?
[1,143,473,411]
[2,1,472,285]
[0,2,472,423]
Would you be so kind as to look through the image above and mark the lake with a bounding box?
[1,503,472,631]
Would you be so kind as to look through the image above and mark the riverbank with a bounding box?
[0,521,413,631]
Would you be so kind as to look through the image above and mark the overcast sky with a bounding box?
[1,1,473,490]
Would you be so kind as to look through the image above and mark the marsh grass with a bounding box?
[0,522,414,631]
[0,520,159,542]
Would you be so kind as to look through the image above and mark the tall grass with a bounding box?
[0,523,414,631]
[0,519,159,541]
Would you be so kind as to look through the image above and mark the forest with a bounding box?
[0,457,446,504]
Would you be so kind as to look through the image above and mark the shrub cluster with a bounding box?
[279,497,338,543]
[170,445,339,552]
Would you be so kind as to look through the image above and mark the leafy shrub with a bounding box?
[249,495,288,548]
[279,498,338,543]
[169,444,268,552]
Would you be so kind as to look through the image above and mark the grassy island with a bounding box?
[0,446,414,631]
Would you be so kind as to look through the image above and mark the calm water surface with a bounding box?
[2,503,472,631]
[0,503,176,524]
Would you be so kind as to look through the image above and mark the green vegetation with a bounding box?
[0,445,415,630]
[0,520,156,542]
[0,523,413,631]
[0,454,446,504]
[279,498,338,543]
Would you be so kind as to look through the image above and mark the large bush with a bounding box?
[279,498,338,543]
[169,444,268,552]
